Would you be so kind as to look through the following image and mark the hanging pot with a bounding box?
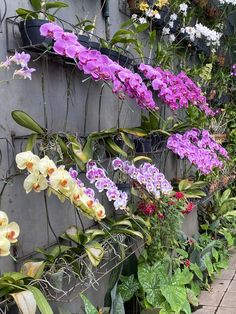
[78,34,90,48]
[19,19,51,46]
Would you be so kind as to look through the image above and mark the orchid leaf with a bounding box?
[16,9,38,19]
[25,134,38,151]
[80,293,98,314]
[30,0,41,10]
[27,286,53,314]
[105,138,127,157]
[85,242,104,267]
[11,290,37,314]
[120,127,147,137]
[133,156,152,163]
[120,132,134,150]
[45,2,69,9]
[12,110,45,134]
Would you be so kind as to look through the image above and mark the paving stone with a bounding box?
[192,306,217,313]
[216,307,236,314]
[199,291,224,306]
[211,279,231,292]
[216,269,235,280]
[220,292,236,307]
[227,280,236,292]
[228,254,236,270]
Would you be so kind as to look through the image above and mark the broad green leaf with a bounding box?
[224,210,236,217]
[204,255,214,275]
[219,189,231,206]
[111,228,143,239]
[135,23,149,33]
[173,268,193,286]
[27,286,53,314]
[212,248,219,262]
[149,29,156,48]
[118,275,140,302]
[105,138,127,157]
[160,285,187,313]
[12,110,45,134]
[181,298,192,314]
[186,288,198,306]
[111,219,133,228]
[16,8,38,19]
[30,0,41,10]
[176,248,188,258]
[25,134,38,151]
[45,2,69,9]
[190,263,203,281]
[120,132,134,150]
[120,127,147,137]
[80,293,98,314]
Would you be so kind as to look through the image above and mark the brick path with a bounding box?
[193,251,236,313]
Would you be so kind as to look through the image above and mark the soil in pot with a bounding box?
[19,19,51,46]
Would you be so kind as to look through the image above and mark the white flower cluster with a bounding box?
[181,23,222,46]
[219,0,236,4]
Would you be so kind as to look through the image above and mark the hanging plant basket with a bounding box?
[19,19,51,46]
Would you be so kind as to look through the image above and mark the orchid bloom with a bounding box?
[15,153,106,221]
[0,211,20,257]
[16,151,40,173]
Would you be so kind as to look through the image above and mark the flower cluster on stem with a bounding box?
[139,63,215,116]
[0,51,36,80]
[40,23,157,110]
[86,161,128,210]
[167,129,229,174]
[15,152,105,221]
[112,158,173,199]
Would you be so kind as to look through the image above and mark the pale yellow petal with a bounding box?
[0,211,8,226]
[0,236,10,256]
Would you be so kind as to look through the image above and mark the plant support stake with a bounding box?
[101,0,110,40]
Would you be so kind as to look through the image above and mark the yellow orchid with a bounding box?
[0,211,8,226]
[16,151,40,173]
[0,236,11,256]
[139,1,149,11]
[0,211,20,256]
[155,0,169,8]
[23,172,48,194]
[38,156,57,177]
[49,166,74,194]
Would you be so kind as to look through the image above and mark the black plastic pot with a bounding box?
[89,41,101,50]
[134,138,152,153]
[101,47,120,62]
[119,54,132,67]
[78,34,90,48]
[19,19,50,46]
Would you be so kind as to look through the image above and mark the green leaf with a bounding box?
[27,285,53,314]
[120,132,134,150]
[45,2,69,9]
[118,275,140,302]
[204,255,214,275]
[179,180,192,191]
[12,110,45,134]
[120,127,147,137]
[212,248,219,262]
[160,285,187,313]
[30,0,41,10]
[80,293,98,314]
[105,138,127,157]
[16,8,38,18]
[186,288,198,306]
[190,263,203,281]
[110,284,125,314]
[85,242,104,267]
[25,134,38,151]
[132,156,152,163]
[176,248,188,258]
[135,23,149,33]
[173,268,193,286]
[149,30,156,48]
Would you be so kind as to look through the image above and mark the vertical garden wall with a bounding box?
[0,0,235,313]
